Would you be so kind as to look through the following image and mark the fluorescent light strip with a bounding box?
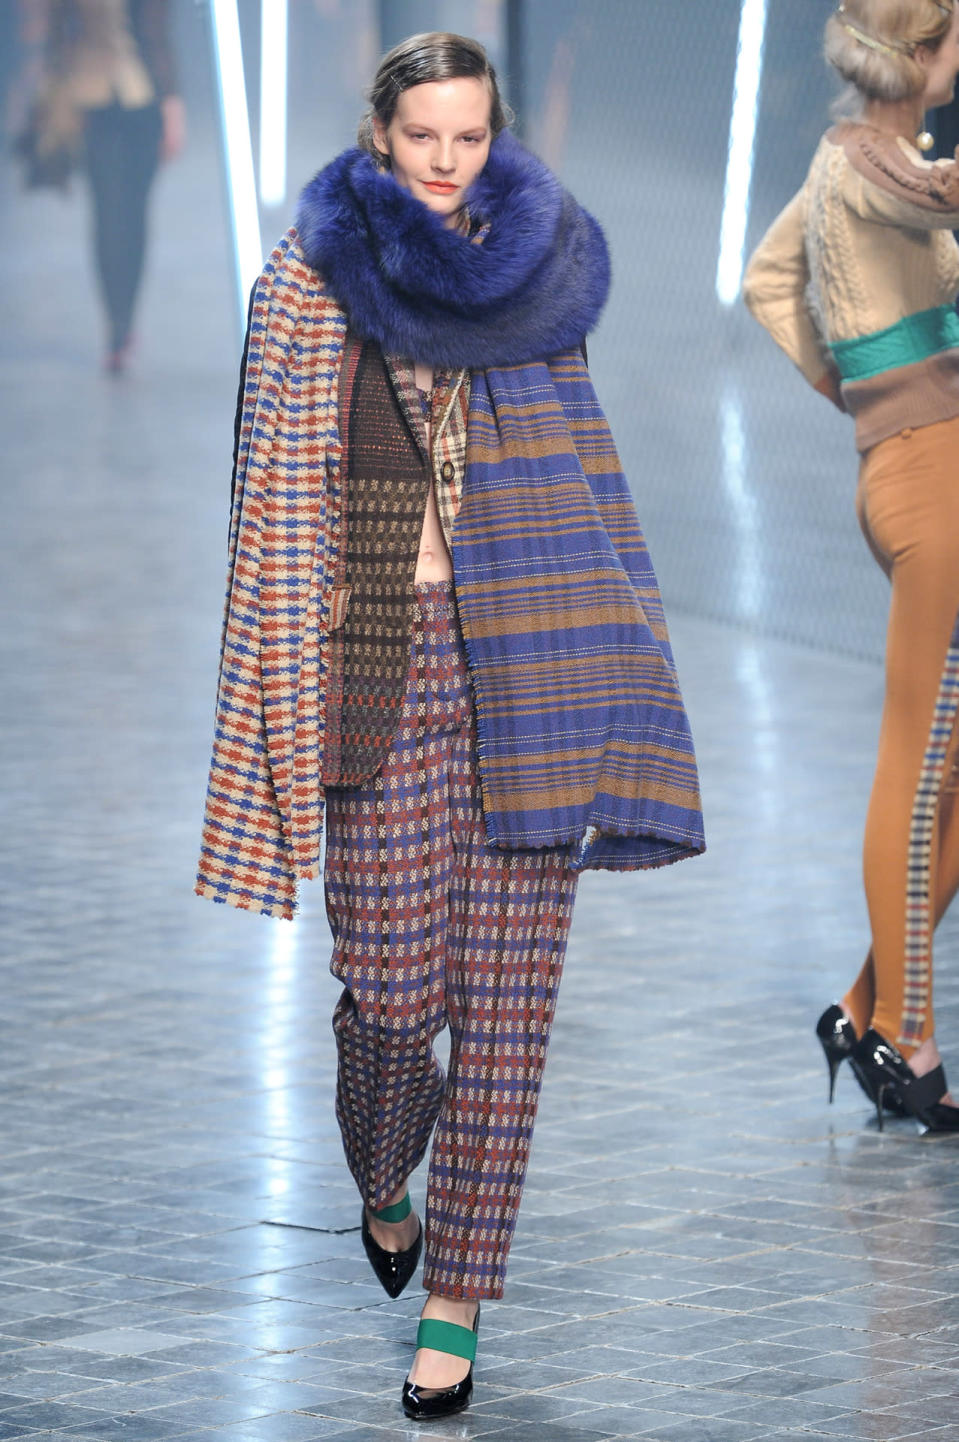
[210,0,263,323]
[716,0,769,306]
[259,0,288,206]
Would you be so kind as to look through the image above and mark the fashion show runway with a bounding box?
[5,24,959,1442]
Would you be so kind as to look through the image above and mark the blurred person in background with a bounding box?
[16,0,184,371]
[745,0,959,1133]
[196,30,703,1422]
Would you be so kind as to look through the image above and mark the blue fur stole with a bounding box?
[294,132,610,368]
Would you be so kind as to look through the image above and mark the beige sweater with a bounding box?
[744,123,959,451]
[58,0,155,109]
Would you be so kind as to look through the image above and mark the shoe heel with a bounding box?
[816,1004,856,1104]
[873,1082,887,1132]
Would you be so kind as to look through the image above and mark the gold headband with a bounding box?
[839,19,905,55]
[836,1,952,56]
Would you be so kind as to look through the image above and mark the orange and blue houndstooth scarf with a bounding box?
[297,135,704,870]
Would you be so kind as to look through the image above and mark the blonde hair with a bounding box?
[824,0,954,102]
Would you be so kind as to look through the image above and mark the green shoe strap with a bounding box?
[416,1318,478,1362]
[371,1193,411,1224]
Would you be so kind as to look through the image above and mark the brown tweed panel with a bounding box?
[334,340,433,786]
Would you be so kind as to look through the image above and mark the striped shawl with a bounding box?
[457,363,703,867]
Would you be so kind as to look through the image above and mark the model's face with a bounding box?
[373,77,492,225]
[919,7,959,110]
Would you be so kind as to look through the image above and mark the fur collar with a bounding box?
[294,132,610,368]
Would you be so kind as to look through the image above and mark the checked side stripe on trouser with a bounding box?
[900,607,959,1047]
[324,582,578,1300]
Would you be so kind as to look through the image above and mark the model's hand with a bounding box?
[160,94,186,163]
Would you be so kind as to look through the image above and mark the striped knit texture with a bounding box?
[196,233,347,918]
[454,356,704,867]
[899,608,959,1047]
[325,586,576,1299]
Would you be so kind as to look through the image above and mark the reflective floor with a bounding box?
[5,30,959,1442]
[6,470,959,1442]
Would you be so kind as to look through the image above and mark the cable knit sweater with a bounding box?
[744,122,959,451]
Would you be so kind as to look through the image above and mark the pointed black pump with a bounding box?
[402,1304,480,1421]
[361,1193,422,1299]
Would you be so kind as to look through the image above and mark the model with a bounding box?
[745,0,959,1132]
[197,31,704,1419]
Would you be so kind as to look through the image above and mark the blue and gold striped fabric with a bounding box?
[454,353,705,870]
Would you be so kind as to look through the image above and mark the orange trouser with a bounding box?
[844,416,959,1056]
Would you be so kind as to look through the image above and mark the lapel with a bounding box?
[385,356,429,458]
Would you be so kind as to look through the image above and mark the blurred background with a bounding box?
[1,0,891,672]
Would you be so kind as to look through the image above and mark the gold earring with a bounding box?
[916,117,935,152]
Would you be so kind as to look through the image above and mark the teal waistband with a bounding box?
[831,305,959,382]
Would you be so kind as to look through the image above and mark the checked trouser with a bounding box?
[324,583,578,1299]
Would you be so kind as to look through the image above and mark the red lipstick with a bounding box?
[423,181,457,193]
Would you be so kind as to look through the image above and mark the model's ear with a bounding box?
[371,116,390,158]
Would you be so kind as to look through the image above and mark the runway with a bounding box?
[3,3,959,1439]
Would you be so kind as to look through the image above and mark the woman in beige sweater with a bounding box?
[36,0,184,370]
[745,0,959,1132]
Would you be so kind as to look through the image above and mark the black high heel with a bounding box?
[361,1193,422,1298]
[402,1303,480,1421]
[815,1005,906,1115]
[852,1029,959,1134]
[816,1004,855,1103]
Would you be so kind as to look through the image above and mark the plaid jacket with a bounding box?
[196,231,468,920]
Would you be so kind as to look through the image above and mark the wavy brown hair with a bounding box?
[357,31,512,165]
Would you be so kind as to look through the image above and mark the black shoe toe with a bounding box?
[402,1371,473,1420]
[361,1209,422,1298]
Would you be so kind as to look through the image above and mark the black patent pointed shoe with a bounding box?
[402,1304,480,1421]
[815,1005,906,1115]
[852,1029,959,1134]
[361,1203,422,1299]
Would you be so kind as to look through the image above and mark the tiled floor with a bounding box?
[5,536,959,1442]
[5,61,959,1442]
